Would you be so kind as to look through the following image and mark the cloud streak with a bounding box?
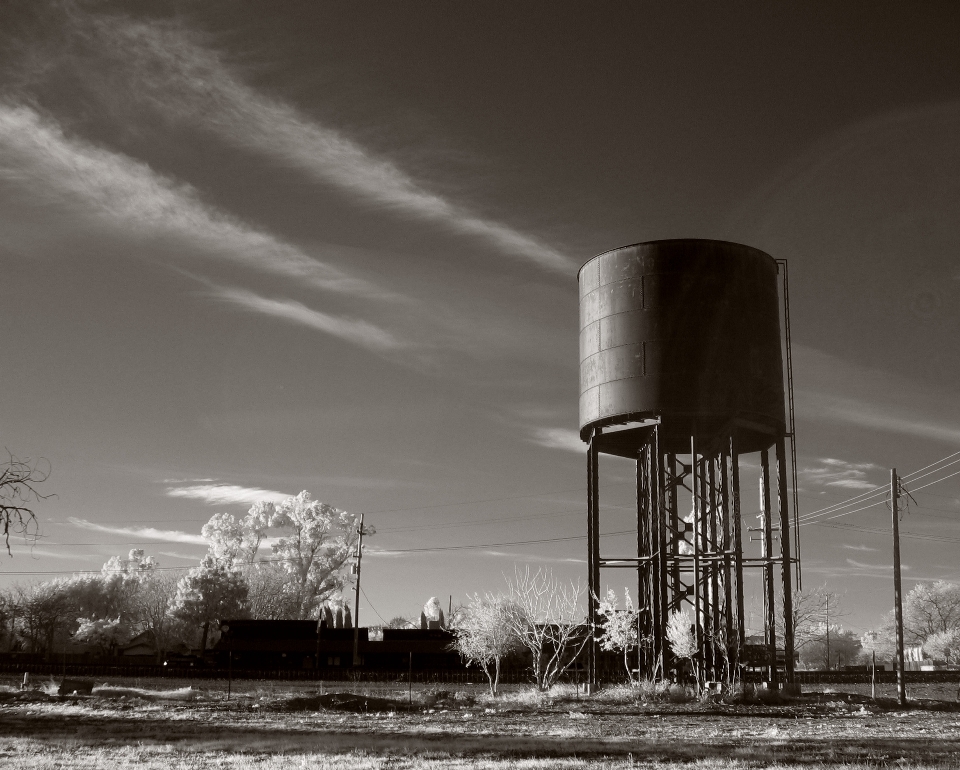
[794,346,960,445]
[209,285,404,354]
[528,428,584,454]
[0,102,382,297]
[165,483,291,506]
[800,457,881,491]
[65,12,573,272]
[69,517,207,545]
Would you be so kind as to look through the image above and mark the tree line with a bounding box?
[0,491,362,659]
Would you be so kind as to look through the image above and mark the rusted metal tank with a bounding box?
[578,239,785,454]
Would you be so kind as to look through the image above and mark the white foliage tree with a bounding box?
[200,492,365,621]
[861,580,960,662]
[74,616,130,655]
[201,503,273,567]
[923,628,960,665]
[451,595,521,696]
[666,608,699,691]
[171,555,249,651]
[597,588,639,682]
[269,491,366,620]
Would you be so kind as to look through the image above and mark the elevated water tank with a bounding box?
[579,239,785,454]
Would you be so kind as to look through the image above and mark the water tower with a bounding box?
[579,239,800,688]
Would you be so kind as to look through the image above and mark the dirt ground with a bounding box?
[1,680,959,769]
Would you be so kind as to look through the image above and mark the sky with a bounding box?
[1,0,959,637]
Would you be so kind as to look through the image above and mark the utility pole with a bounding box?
[353,512,366,666]
[891,468,907,707]
[824,595,831,671]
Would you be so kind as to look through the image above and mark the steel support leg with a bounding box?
[637,443,649,677]
[654,428,667,677]
[587,431,601,691]
[691,437,703,685]
[731,437,745,653]
[760,448,779,687]
[720,446,734,677]
[776,437,795,685]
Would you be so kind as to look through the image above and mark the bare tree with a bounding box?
[244,562,300,620]
[130,570,187,661]
[862,580,960,663]
[0,453,52,555]
[776,584,850,668]
[504,566,588,691]
[451,595,522,696]
[777,585,840,653]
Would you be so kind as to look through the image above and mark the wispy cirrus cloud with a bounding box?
[841,543,878,552]
[165,483,290,506]
[794,346,960,445]
[18,547,98,561]
[209,285,403,354]
[157,550,203,561]
[528,428,584,454]
[481,550,585,564]
[800,458,881,491]
[54,11,573,272]
[69,517,206,545]
[0,102,383,297]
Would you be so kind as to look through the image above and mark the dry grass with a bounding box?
[1,676,959,769]
[0,741,957,770]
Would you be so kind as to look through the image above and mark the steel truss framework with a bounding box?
[585,424,797,689]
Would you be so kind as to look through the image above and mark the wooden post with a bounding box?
[871,650,876,701]
[892,468,907,707]
[353,512,366,666]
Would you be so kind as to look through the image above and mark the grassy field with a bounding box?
[1,678,958,769]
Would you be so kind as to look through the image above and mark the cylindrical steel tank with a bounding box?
[579,239,785,454]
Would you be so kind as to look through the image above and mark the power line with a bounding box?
[0,528,634,575]
[359,585,387,625]
[377,507,583,534]
[381,529,635,554]
[798,451,960,522]
[904,468,960,495]
[798,452,960,525]
[800,468,960,528]
[813,520,960,545]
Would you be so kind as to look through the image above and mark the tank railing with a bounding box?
[777,258,802,592]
